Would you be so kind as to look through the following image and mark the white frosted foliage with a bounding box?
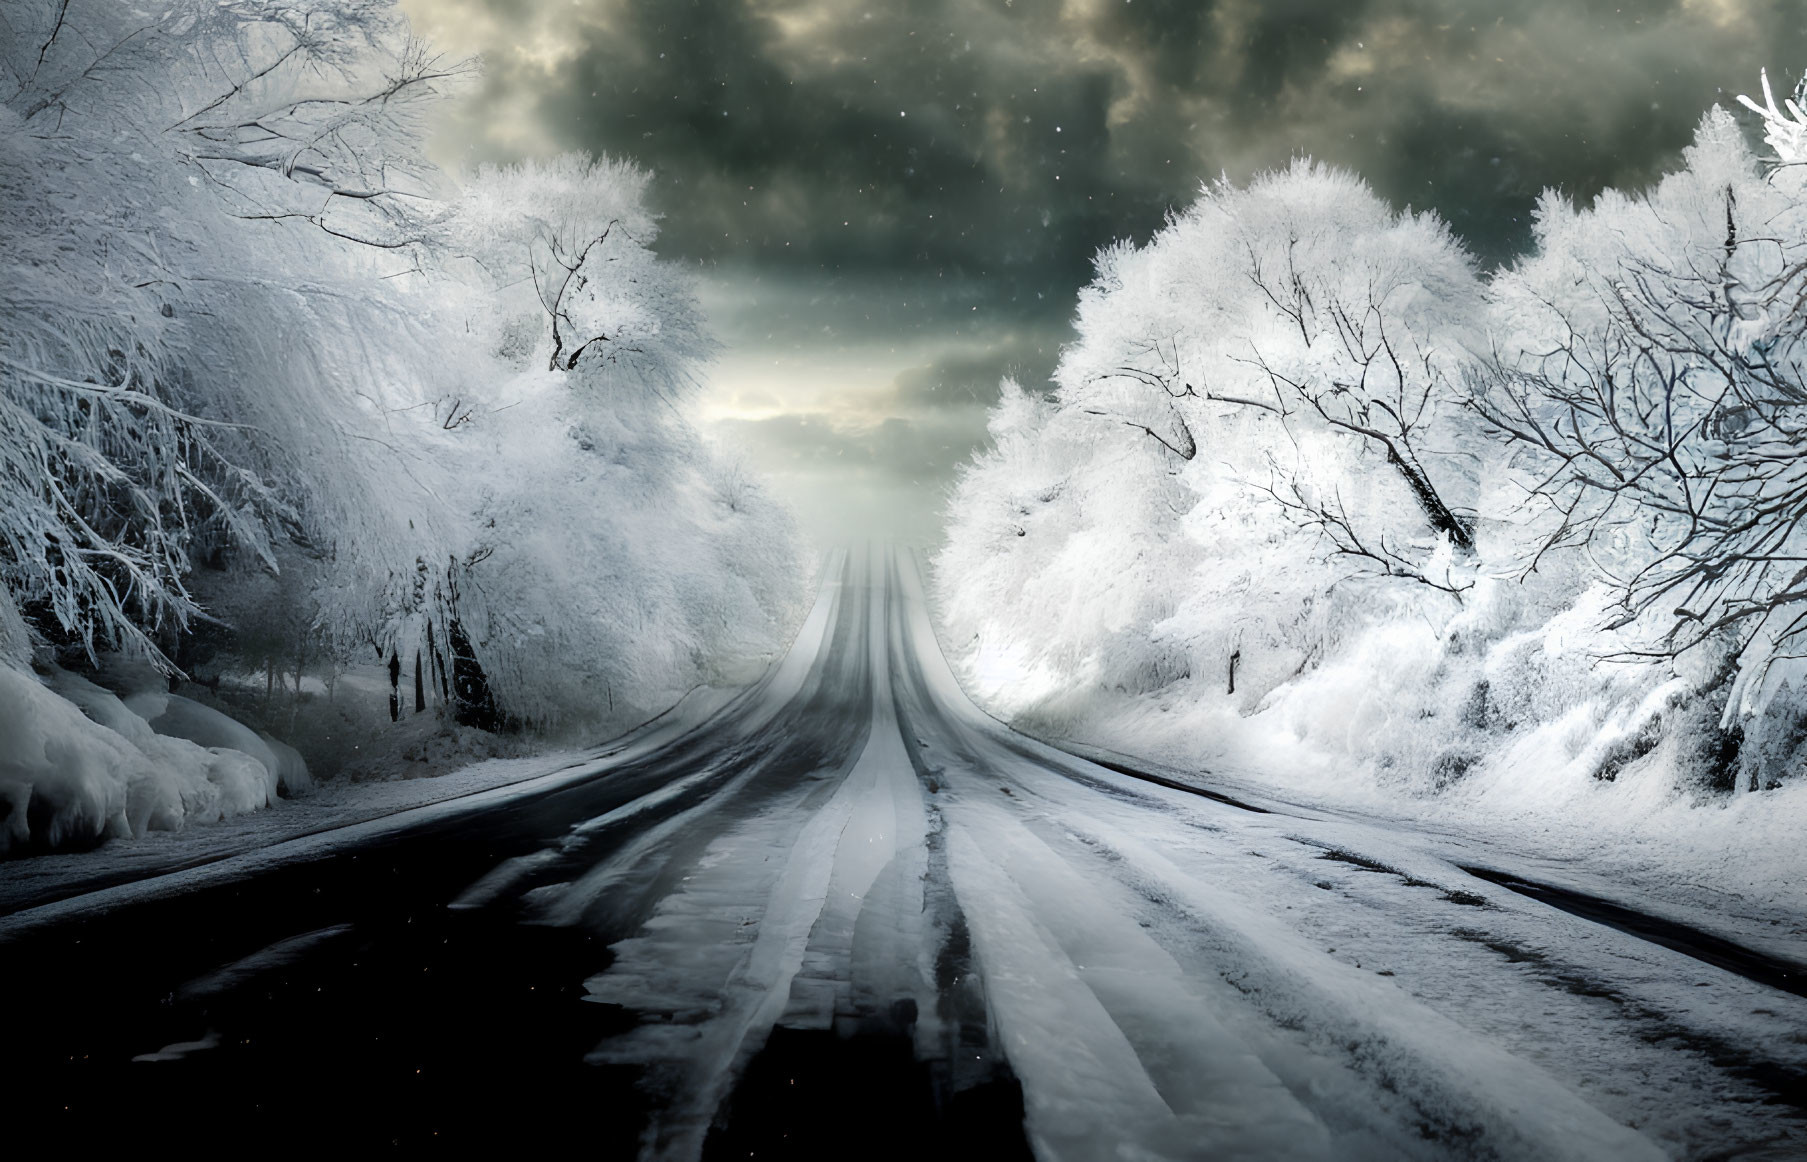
[0,0,806,851]
[939,65,1807,827]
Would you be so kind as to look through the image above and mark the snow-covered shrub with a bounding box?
[120,691,308,798]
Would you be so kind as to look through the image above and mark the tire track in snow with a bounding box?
[887,546,1669,1162]
[568,547,954,1160]
[778,558,933,1036]
[940,795,1332,1161]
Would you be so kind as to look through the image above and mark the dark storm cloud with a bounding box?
[416,0,1807,277]
[546,2,1126,293]
[406,0,1807,541]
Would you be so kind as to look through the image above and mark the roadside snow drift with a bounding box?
[0,669,303,855]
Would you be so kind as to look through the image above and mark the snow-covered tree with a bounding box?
[1737,68,1807,180]
[1477,101,1807,721]
[939,64,1807,808]
[0,0,806,850]
[938,164,1485,722]
[415,154,802,729]
[935,378,1201,713]
[457,155,708,381]
[0,0,469,668]
[1061,161,1485,594]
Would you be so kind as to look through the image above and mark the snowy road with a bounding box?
[7,547,1807,1158]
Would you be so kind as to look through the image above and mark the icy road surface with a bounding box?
[6,547,1806,1158]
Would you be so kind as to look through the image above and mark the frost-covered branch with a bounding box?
[1062,161,1481,594]
[1476,97,1807,712]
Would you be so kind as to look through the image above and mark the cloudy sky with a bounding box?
[403,0,1807,545]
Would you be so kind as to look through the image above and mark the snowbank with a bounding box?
[0,668,301,855]
[952,577,1807,915]
[121,690,310,796]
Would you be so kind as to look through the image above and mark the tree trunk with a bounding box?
[1387,448,1475,554]
[427,620,450,703]
[414,652,425,714]
[289,637,307,734]
[447,618,507,732]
